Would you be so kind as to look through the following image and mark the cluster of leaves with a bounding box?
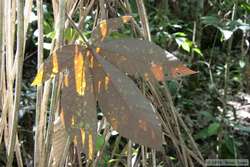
[32,16,195,160]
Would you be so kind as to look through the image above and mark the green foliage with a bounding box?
[194,122,220,140]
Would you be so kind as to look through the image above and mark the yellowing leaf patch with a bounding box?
[121,15,132,23]
[99,20,108,40]
[31,64,44,86]
[74,46,86,96]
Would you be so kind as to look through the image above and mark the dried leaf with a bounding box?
[32,45,86,86]
[51,117,68,167]
[32,43,165,155]
[59,50,97,159]
[97,38,196,81]
[91,16,132,45]
[92,53,163,149]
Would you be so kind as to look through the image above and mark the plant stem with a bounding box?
[7,0,25,166]
[34,0,44,166]
[136,0,151,41]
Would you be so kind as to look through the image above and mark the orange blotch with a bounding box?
[74,46,86,96]
[150,64,165,81]
[71,116,75,126]
[170,65,196,78]
[80,128,85,145]
[104,76,110,90]
[122,15,132,23]
[96,47,101,54]
[88,132,93,160]
[64,73,69,87]
[99,20,108,40]
[52,53,59,74]
[138,120,147,131]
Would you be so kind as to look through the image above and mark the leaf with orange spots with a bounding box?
[31,16,198,161]
[96,38,196,81]
[91,16,132,46]
[150,64,165,81]
[92,53,163,149]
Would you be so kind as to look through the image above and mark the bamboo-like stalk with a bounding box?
[48,0,67,165]
[34,0,44,166]
[56,0,66,48]
[99,0,106,20]
[127,140,132,167]
[39,80,51,167]
[6,0,25,166]
[135,0,151,41]
[0,0,5,145]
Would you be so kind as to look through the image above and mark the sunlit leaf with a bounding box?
[193,48,203,56]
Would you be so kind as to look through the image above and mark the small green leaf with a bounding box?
[218,28,233,41]
[224,135,236,155]
[195,122,220,140]
[201,16,220,26]
[181,41,191,52]
[45,31,55,39]
[64,28,76,41]
[173,32,187,37]
[193,48,203,56]
[96,135,105,151]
